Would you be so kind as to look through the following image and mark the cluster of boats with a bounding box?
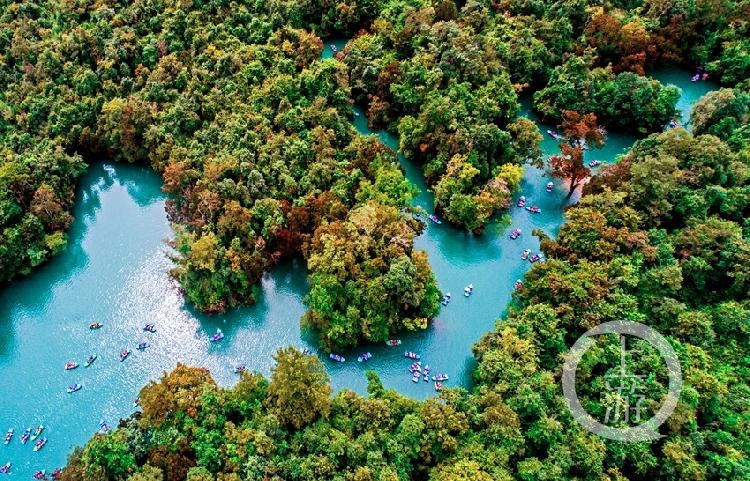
[516,196,541,213]
[3,426,48,467]
[521,249,543,263]
[31,467,64,480]
[408,360,448,391]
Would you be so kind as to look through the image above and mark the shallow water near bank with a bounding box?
[0,46,716,476]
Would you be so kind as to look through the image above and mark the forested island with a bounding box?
[1,0,749,479]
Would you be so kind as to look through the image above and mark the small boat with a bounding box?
[143,324,156,333]
[302,348,312,355]
[33,437,47,452]
[526,205,541,214]
[329,353,345,362]
[434,382,444,391]
[0,463,10,474]
[64,361,78,370]
[30,426,43,441]
[510,228,521,240]
[119,349,131,361]
[386,339,401,347]
[404,352,420,360]
[133,398,141,408]
[329,44,337,52]
[233,365,246,373]
[353,111,360,117]
[33,470,46,480]
[529,254,542,263]
[423,375,429,382]
[67,383,82,393]
[546,182,554,192]
[588,160,601,167]
[521,249,531,260]
[514,279,523,290]
[3,428,12,445]
[464,284,473,297]
[428,214,442,224]
[432,373,449,381]
[52,468,63,480]
[547,129,563,140]
[89,321,103,330]
[99,420,110,434]
[357,352,373,362]
[84,354,97,367]
[20,427,31,444]
[517,196,526,207]
[411,376,420,383]
[441,292,451,306]
[691,74,700,82]
[136,341,150,350]
[210,329,224,342]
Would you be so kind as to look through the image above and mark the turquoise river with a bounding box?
[0,43,717,477]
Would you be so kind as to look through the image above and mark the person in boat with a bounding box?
[517,196,526,207]
[514,280,523,290]
[522,249,531,259]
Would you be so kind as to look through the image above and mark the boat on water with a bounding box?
[233,365,246,373]
[546,182,554,192]
[89,321,103,330]
[514,279,523,290]
[386,339,401,346]
[329,44,337,52]
[133,398,140,408]
[432,374,449,381]
[329,353,345,362]
[589,160,602,167]
[84,354,97,367]
[521,249,531,260]
[0,463,10,474]
[64,361,78,370]
[99,420,110,434]
[33,437,47,452]
[434,382,444,391]
[136,341,150,350]
[404,351,420,360]
[30,425,43,441]
[3,428,12,445]
[357,352,373,362]
[464,284,473,297]
[510,228,521,240]
[67,383,82,393]
[52,468,63,480]
[526,205,541,214]
[143,324,157,333]
[411,376,420,383]
[428,214,442,224]
[33,470,46,480]
[210,329,224,342]
[20,427,31,444]
[119,349,131,361]
[441,292,451,306]
[547,129,563,140]
[302,348,312,355]
[517,195,526,207]
[529,254,542,263]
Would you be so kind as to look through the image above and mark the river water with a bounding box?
[0,42,716,476]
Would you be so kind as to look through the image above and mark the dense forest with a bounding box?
[0,0,748,478]
[61,93,749,479]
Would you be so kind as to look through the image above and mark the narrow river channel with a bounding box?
[0,41,717,476]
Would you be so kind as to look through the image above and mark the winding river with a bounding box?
[0,42,717,476]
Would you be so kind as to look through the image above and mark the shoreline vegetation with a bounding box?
[0,0,748,479]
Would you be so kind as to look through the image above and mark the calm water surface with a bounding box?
[0,42,716,476]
